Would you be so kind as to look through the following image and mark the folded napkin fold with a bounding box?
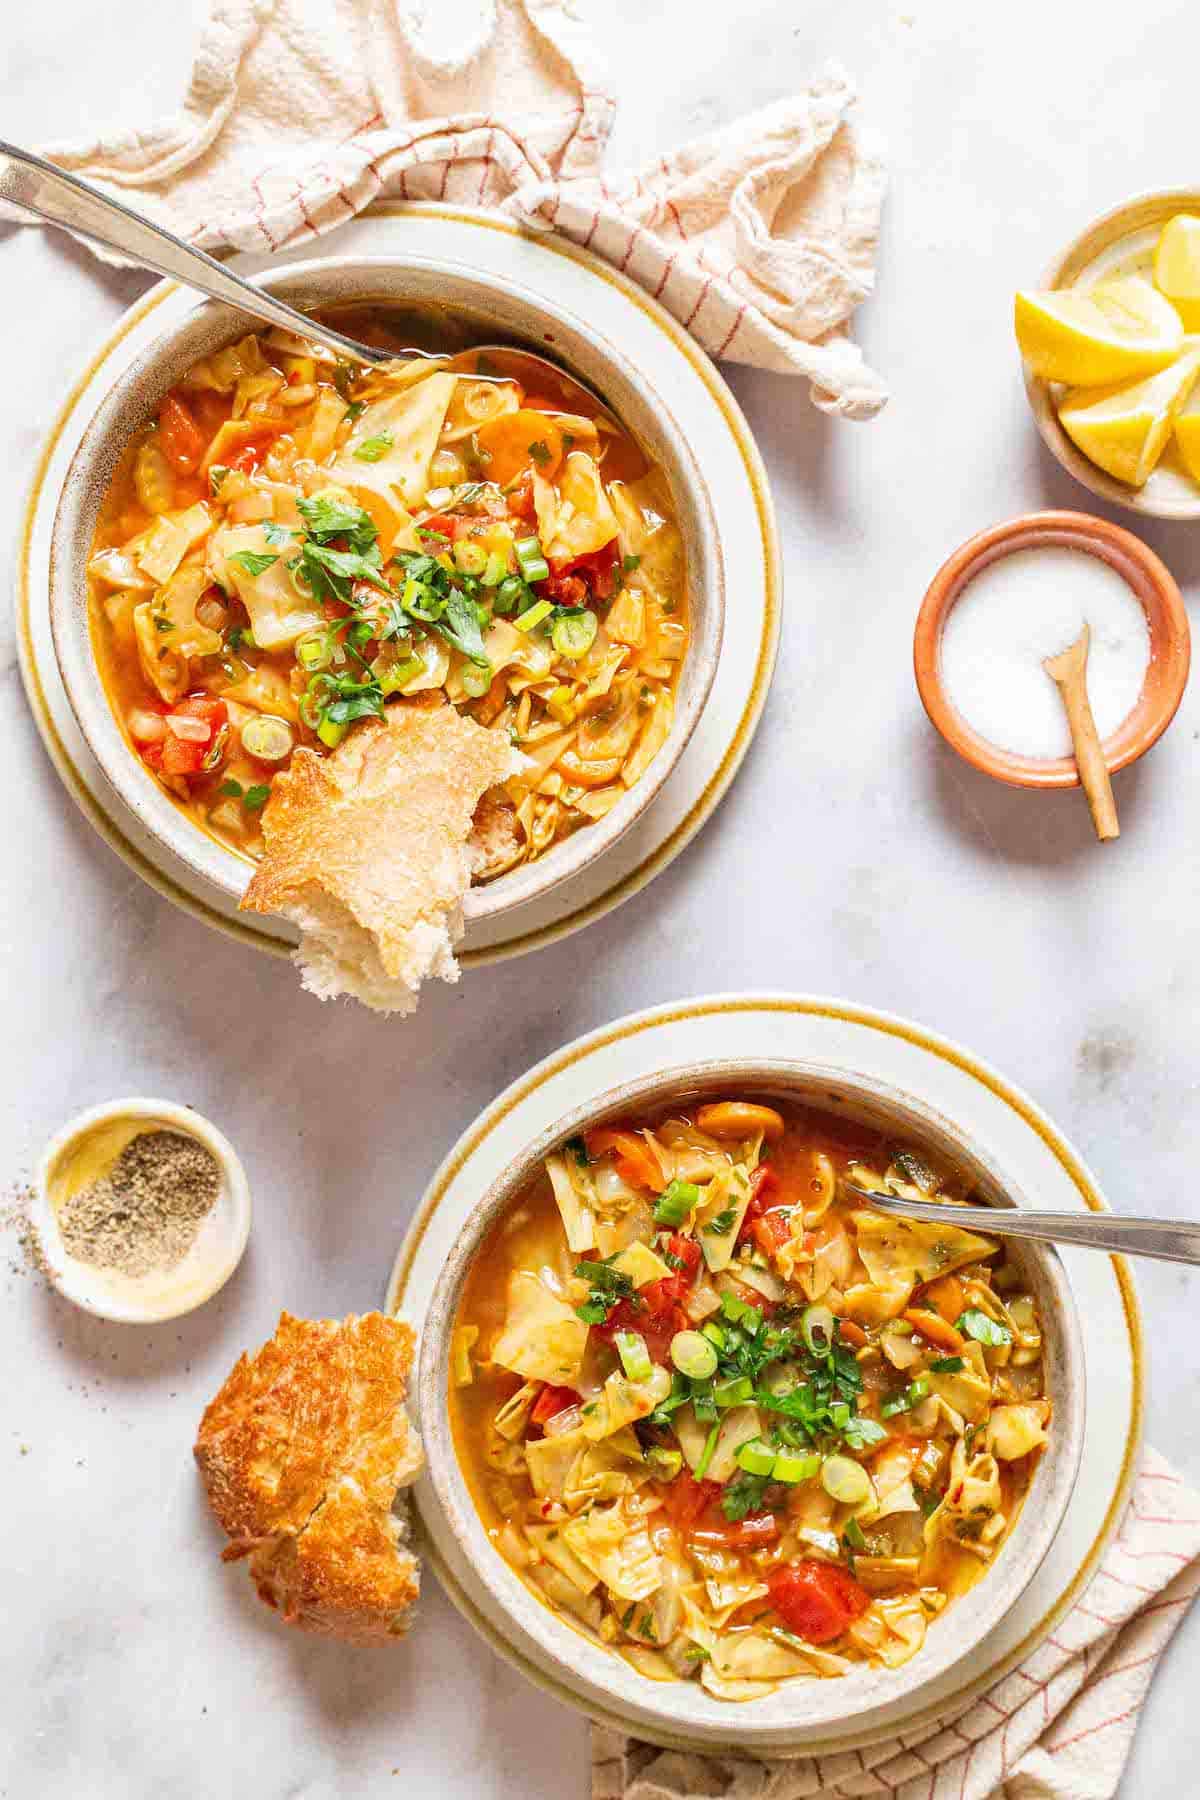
[27,0,887,418]
[592,1447,1200,1800]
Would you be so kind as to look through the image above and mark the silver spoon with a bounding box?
[0,139,392,366]
[844,1183,1200,1268]
[0,141,597,410]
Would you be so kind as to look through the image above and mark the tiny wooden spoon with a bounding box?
[1042,625,1120,841]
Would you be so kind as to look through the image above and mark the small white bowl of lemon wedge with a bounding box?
[1018,190,1200,519]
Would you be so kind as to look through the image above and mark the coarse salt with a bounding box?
[939,546,1150,759]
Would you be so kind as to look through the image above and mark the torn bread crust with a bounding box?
[239,702,526,1014]
[194,1312,424,1646]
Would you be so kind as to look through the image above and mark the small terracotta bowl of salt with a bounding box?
[914,510,1190,791]
[32,1098,251,1323]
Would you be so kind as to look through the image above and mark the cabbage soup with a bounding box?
[87,307,687,876]
[449,1097,1050,1700]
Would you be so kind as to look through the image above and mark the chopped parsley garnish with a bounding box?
[228,550,278,578]
[263,521,294,547]
[344,400,367,422]
[956,1310,1012,1347]
[296,492,379,551]
[353,429,395,462]
[153,615,174,633]
[573,1258,634,1326]
[226,627,246,652]
[703,1207,737,1237]
[623,554,641,573]
[720,1471,770,1521]
[565,1135,590,1168]
[527,439,552,466]
[218,778,270,812]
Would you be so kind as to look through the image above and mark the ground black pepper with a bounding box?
[58,1129,220,1277]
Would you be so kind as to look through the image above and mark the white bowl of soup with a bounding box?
[49,258,724,922]
[417,1060,1084,1749]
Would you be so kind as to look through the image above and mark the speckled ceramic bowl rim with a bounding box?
[1022,187,1200,519]
[914,509,1190,788]
[30,1096,251,1324]
[416,1056,1085,1747]
[48,254,725,924]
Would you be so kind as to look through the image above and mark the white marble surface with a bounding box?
[3,2,1200,1795]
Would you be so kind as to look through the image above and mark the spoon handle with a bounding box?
[852,1188,1200,1266]
[1042,624,1120,842]
[0,140,387,366]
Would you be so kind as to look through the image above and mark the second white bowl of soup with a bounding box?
[49,257,724,924]
[417,1060,1084,1749]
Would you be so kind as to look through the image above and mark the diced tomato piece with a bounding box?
[161,735,208,777]
[661,1473,722,1535]
[417,513,471,543]
[584,1127,665,1193]
[158,391,207,475]
[530,1385,581,1428]
[663,1233,701,1280]
[227,430,282,475]
[561,540,620,599]
[539,571,587,607]
[696,1511,781,1550]
[506,471,537,522]
[173,696,227,730]
[766,1561,869,1645]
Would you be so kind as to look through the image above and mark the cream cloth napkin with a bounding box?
[592,1447,1200,1800]
[25,0,887,419]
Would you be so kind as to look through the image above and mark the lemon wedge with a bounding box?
[1058,349,1200,486]
[1015,276,1183,385]
[1173,388,1200,483]
[1153,215,1200,331]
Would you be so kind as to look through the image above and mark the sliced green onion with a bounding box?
[713,1375,754,1409]
[720,1292,762,1331]
[646,1445,683,1481]
[460,659,494,699]
[735,1438,778,1478]
[843,1515,868,1552]
[551,608,598,660]
[773,1448,821,1485]
[653,1179,699,1227]
[514,535,550,583]
[514,598,554,633]
[695,1419,721,1481]
[240,715,294,763]
[493,575,528,616]
[879,1376,931,1420]
[480,549,508,588]
[929,1355,965,1373]
[956,1309,1013,1347]
[453,540,489,577]
[316,713,349,749]
[691,1384,718,1424]
[296,631,331,673]
[670,1331,718,1381]
[614,1331,653,1384]
[820,1454,872,1506]
[700,1321,727,1351]
[801,1304,836,1358]
[378,653,425,696]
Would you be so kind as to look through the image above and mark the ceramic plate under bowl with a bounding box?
[1023,188,1200,519]
[18,203,779,964]
[386,993,1141,1757]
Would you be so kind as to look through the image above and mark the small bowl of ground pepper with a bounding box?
[32,1099,251,1322]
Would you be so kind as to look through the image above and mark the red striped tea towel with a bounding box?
[21,0,887,419]
[591,1448,1200,1800]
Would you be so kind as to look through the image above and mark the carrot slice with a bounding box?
[584,1126,665,1192]
[837,1319,868,1348]
[475,408,566,485]
[903,1308,966,1354]
[920,1274,966,1325]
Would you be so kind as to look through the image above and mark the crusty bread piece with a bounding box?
[194,1311,423,1646]
[240,701,524,1014]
